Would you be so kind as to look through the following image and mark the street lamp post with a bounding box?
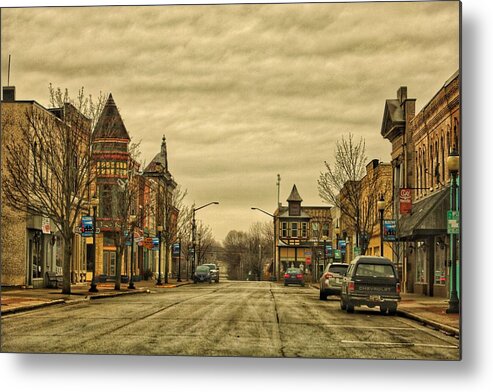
[251,207,276,281]
[157,225,163,285]
[89,195,99,293]
[446,149,460,314]
[177,237,182,282]
[377,196,386,257]
[128,215,137,289]
[191,202,219,279]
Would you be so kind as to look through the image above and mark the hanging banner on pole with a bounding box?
[383,219,397,241]
[399,188,412,215]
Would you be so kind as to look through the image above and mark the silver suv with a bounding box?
[202,263,219,283]
[319,263,349,300]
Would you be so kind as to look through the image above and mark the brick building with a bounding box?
[381,70,460,297]
[274,185,331,279]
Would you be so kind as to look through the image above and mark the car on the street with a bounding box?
[319,262,349,300]
[340,256,401,315]
[193,265,212,284]
[202,263,219,282]
[284,267,305,286]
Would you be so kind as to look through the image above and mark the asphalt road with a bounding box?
[1,281,460,359]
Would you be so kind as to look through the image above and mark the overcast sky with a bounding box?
[1,1,459,242]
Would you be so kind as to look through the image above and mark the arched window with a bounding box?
[453,118,458,151]
[441,134,445,183]
[428,141,435,188]
[435,140,439,185]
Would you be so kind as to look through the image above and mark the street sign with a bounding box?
[383,219,397,241]
[353,246,361,256]
[334,249,341,260]
[447,210,459,234]
[305,257,311,265]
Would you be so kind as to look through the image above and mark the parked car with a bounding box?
[202,263,219,283]
[319,263,349,300]
[284,268,305,287]
[193,265,212,284]
[340,256,401,315]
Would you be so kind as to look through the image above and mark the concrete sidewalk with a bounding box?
[309,282,460,337]
[1,278,192,316]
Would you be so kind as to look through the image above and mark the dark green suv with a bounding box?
[340,256,401,315]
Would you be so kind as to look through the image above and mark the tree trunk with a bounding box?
[62,234,73,294]
[114,249,123,290]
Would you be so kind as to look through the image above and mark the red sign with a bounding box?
[399,188,412,215]
[305,257,311,265]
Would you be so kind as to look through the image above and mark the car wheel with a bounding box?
[284,283,288,286]
[388,304,397,315]
[379,306,388,315]
[340,298,347,310]
[301,283,305,287]
[320,291,328,301]
[346,303,354,313]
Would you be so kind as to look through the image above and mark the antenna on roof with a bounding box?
[7,54,11,86]
[277,174,281,208]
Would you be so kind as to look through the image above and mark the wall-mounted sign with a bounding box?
[42,217,51,234]
[399,188,412,215]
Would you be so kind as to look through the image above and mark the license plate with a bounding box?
[369,295,381,301]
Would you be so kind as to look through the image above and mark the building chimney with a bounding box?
[397,86,407,104]
[2,86,16,102]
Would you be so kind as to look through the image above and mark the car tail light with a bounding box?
[348,281,355,292]
[396,282,401,294]
[324,273,333,279]
[296,274,303,279]
[284,273,290,278]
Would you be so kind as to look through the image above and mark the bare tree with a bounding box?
[161,184,188,283]
[99,141,143,290]
[318,133,390,254]
[3,86,105,294]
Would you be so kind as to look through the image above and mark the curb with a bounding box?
[1,299,66,316]
[310,283,459,337]
[397,309,460,337]
[1,289,149,316]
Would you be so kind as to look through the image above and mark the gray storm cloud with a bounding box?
[1,1,459,241]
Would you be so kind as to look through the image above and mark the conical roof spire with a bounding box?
[287,184,303,202]
[93,93,130,140]
[161,134,168,171]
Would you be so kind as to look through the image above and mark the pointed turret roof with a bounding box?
[144,134,170,174]
[287,184,303,202]
[93,93,130,140]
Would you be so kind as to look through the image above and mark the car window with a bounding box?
[203,264,216,270]
[196,266,210,272]
[355,264,395,278]
[328,265,348,275]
